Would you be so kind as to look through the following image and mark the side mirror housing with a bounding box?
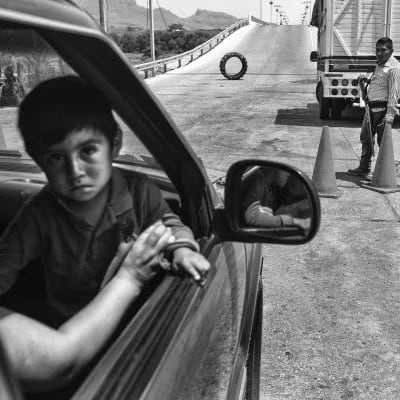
[310,51,318,62]
[214,160,321,245]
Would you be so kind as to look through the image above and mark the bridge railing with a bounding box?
[134,16,269,79]
[134,19,251,78]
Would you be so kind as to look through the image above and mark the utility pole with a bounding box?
[302,0,311,24]
[99,0,108,32]
[149,0,155,62]
[275,4,282,24]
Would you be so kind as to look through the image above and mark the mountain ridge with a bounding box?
[76,0,241,30]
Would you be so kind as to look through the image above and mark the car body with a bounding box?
[0,1,321,399]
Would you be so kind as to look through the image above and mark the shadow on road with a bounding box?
[336,171,368,187]
[274,103,367,127]
[275,103,400,130]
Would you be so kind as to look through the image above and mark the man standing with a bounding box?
[348,37,400,176]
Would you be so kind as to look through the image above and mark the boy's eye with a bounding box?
[81,145,97,156]
[44,154,64,166]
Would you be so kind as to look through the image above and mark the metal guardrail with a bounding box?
[134,16,268,79]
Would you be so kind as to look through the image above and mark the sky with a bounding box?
[136,0,315,25]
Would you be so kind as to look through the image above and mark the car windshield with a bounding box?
[0,28,153,167]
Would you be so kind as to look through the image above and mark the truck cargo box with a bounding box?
[310,0,400,120]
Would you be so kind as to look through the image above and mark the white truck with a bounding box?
[310,0,400,120]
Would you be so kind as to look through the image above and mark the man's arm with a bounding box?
[384,67,400,123]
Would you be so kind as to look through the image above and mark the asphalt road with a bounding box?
[146,23,400,399]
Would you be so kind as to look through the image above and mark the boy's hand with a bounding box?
[120,221,174,285]
[171,247,210,286]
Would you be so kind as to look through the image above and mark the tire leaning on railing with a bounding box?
[219,52,248,80]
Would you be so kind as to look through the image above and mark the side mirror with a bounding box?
[222,160,321,244]
[310,51,318,62]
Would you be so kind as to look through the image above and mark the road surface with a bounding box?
[146,23,400,399]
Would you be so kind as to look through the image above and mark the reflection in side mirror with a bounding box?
[240,166,312,235]
[221,160,321,244]
[310,50,318,62]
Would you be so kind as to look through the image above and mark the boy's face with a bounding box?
[38,128,120,202]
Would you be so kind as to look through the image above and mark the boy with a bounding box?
[0,75,209,324]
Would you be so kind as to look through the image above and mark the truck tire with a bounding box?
[331,98,344,120]
[317,82,331,119]
[219,52,248,80]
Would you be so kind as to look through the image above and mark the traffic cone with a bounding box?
[0,124,6,150]
[312,126,342,198]
[361,123,400,193]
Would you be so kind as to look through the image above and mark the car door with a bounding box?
[72,239,253,400]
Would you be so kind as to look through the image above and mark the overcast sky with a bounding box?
[136,0,315,25]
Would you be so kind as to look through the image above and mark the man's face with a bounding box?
[376,43,392,65]
[38,128,118,202]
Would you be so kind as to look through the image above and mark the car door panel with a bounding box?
[71,240,247,400]
[142,240,247,400]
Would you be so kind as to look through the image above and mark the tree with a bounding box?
[167,24,184,33]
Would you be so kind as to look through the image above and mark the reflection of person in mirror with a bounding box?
[241,168,311,232]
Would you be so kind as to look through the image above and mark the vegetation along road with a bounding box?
[147,22,400,399]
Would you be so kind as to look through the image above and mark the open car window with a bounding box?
[0,28,156,168]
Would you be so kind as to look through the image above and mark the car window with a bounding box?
[0,28,152,166]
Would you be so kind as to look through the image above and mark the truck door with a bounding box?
[331,0,387,57]
[387,0,400,51]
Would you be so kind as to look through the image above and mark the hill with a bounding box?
[76,0,240,30]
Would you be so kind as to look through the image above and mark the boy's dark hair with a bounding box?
[18,75,119,160]
[376,37,393,50]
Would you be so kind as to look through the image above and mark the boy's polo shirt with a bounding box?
[0,167,194,321]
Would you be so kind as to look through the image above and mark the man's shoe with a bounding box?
[347,166,370,176]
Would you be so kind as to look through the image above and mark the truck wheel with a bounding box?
[317,83,331,119]
[219,52,248,80]
[331,98,344,120]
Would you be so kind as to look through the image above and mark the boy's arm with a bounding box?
[139,179,209,284]
[0,222,172,392]
[140,179,197,244]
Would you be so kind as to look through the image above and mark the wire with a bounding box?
[145,0,149,54]
[156,0,169,30]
